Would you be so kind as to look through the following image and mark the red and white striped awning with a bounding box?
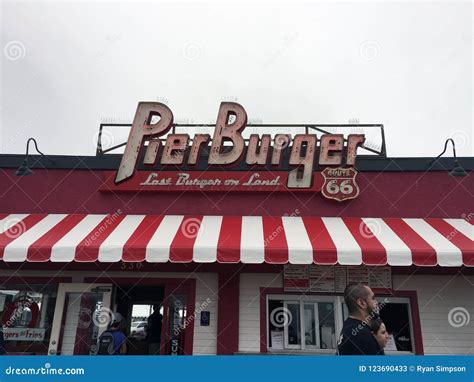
[0,214,472,266]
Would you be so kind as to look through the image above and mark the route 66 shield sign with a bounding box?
[321,167,360,201]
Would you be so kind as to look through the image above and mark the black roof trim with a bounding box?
[0,154,472,172]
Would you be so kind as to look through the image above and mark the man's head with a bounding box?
[344,283,378,318]
[109,312,123,330]
[152,303,161,312]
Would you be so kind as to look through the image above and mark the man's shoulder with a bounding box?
[338,318,380,355]
[342,318,365,332]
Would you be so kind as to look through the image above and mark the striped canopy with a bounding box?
[0,214,472,267]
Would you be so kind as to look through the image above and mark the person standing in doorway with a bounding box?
[147,304,163,355]
[337,283,381,355]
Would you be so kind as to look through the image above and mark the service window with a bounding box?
[268,294,415,354]
[0,283,59,355]
[267,295,340,353]
[378,297,414,353]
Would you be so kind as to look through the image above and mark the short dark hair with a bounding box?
[370,318,384,334]
[344,283,370,314]
[110,321,120,329]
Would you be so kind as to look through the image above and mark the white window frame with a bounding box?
[267,294,415,354]
[302,302,320,350]
[267,294,343,354]
[283,301,301,349]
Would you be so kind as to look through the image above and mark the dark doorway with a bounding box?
[115,285,164,355]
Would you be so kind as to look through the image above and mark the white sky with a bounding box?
[1,1,472,157]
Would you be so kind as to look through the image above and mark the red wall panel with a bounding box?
[0,169,471,218]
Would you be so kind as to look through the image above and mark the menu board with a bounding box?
[334,266,347,293]
[284,265,392,292]
[309,266,335,292]
[369,267,392,290]
[283,265,309,292]
[346,267,370,285]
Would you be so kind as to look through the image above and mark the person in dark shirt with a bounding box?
[370,318,389,355]
[147,304,163,355]
[337,283,382,355]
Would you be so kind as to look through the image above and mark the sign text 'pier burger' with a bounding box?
[103,102,366,201]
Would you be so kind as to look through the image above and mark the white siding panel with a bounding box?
[239,273,283,353]
[393,274,474,355]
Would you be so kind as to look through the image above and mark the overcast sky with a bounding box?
[1,1,472,157]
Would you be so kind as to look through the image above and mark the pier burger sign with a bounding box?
[101,102,365,201]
